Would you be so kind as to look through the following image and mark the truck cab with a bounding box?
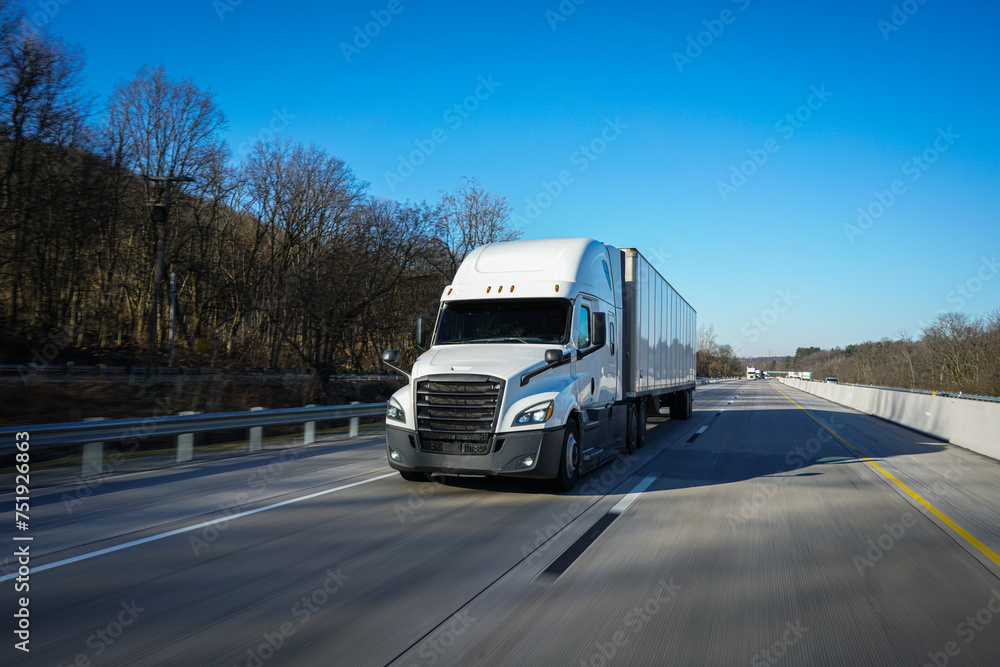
[382,238,695,491]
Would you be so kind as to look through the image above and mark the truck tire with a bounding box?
[636,400,647,448]
[399,470,430,482]
[668,392,683,420]
[678,390,692,420]
[625,404,638,455]
[552,421,580,492]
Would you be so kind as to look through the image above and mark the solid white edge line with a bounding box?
[0,472,397,582]
[609,474,659,515]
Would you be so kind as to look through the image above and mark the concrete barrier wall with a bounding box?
[777,379,1000,462]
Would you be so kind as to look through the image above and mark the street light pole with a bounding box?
[143,175,193,382]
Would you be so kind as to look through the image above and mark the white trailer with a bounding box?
[381,238,696,492]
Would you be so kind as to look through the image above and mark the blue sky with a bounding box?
[36,0,1000,356]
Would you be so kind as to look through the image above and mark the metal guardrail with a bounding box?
[696,377,740,385]
[2,403,385,448]
[0,403,388,478]
[0,403,386,452]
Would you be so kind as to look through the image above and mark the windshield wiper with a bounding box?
[463,337,529,344]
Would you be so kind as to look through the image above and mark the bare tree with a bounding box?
[921,312,984,391]
[0,13,92,339]
[106,65,226,370]
[426,177,519,280]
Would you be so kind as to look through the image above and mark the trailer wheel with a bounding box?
[668,392,682,420]
[399,471,430,482]
[625,404,638,455]
[636,400,647,448]
[673,389,693,420]
[552,421,580,492]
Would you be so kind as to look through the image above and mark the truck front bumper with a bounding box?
[385,424,565,480]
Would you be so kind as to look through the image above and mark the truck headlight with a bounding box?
[387,398,406,423]
[514,401,553,426]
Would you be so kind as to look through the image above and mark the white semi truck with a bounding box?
[381,238,696,491]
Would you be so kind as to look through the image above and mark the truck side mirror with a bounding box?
[592,312,606,348]
[545,349,564,364]
[415,316,427,350]
[380,348,410,380]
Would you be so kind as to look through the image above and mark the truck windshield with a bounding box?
[435,299,572,345]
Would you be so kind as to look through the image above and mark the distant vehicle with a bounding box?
[825,377,838,383]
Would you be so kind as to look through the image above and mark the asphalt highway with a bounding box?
[4,380,1000,666]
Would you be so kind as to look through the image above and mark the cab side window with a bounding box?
[577,304,591,348]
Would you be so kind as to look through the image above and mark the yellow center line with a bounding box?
[771,382,1000,569]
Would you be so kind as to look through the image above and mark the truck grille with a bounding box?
[416,376,503,455]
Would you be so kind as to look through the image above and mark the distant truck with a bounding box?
[381,238,696,491]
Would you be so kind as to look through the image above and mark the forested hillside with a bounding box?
[0,1,519,393]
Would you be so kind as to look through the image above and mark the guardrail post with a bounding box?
[304,404,316,444]
[177,411,197,462]
[249,407,264,451]
[349,401,360,437]
[82,417,104,477]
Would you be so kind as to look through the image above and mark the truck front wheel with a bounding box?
[552,421,580,492]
